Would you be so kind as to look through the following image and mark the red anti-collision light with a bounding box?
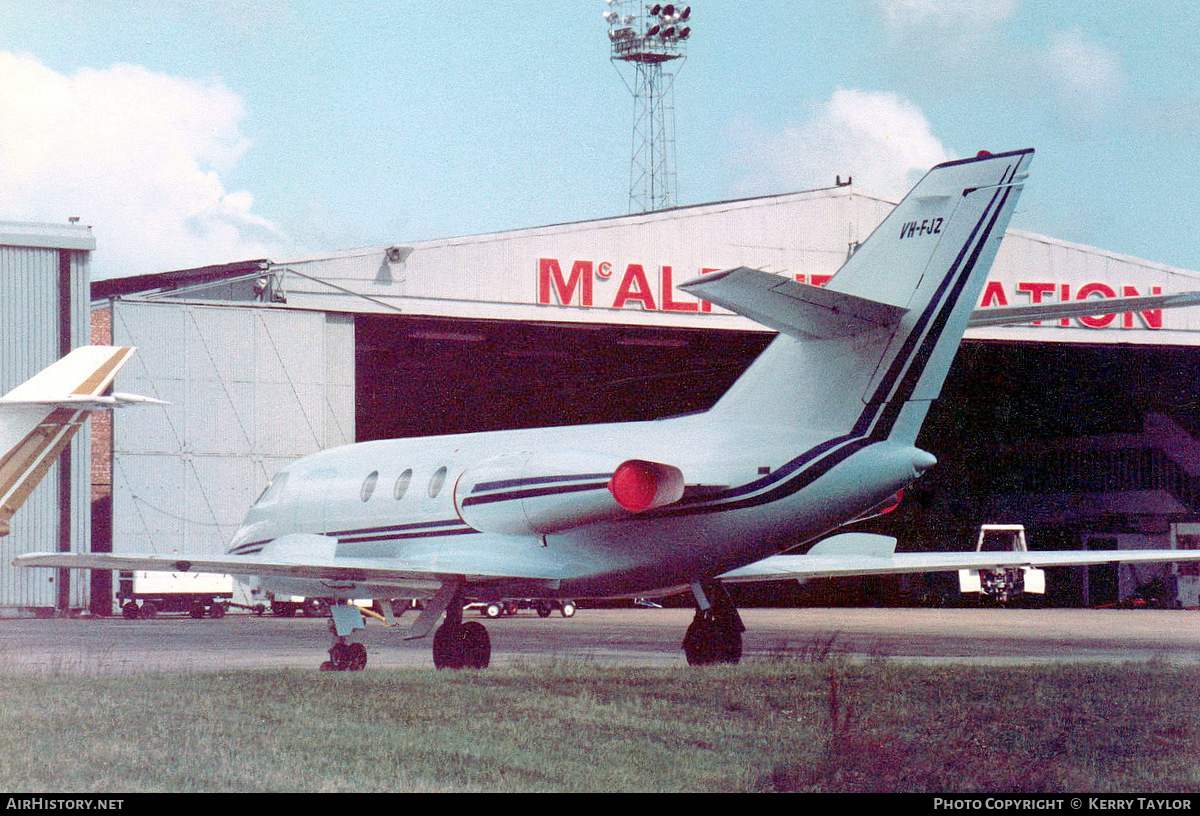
[608,461,661,513]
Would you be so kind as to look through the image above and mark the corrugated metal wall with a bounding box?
[0,231,92,611]
[110,301,354,604]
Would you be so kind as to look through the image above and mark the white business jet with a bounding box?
[14,149,1200,670]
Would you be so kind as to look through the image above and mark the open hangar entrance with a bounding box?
[354,313,772,440]
[863,339,1200,608]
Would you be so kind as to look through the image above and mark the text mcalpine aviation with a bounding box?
[980,281,1165,328]
[538,256,1171,330]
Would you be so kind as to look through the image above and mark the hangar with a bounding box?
[0,220,94,614]
[20,181,1200,613]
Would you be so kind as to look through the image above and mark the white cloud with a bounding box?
[731,88,954,200]
[0,52,296,279]
[1044,28,1124,127]
[879,0,1018,31]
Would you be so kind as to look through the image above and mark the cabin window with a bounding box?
[394,468,413,500]
[428,466,448,498]
[361,470,379,502]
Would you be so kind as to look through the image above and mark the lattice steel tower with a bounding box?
[601,2,693,213]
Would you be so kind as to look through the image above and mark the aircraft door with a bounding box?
[292,467,338,535]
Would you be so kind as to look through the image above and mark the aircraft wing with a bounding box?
[720,533,1200,583]
[12,532,578,589]
[968,291,1200,328]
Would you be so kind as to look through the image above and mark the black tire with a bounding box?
[433,624,465,670]
[683,619,714,666]
[536,601,552,618]
[345,642,367,671]
[189,604,206,619]
[139,602,158,620]
[328,642,365,671]
[682,618,741,666]
[209,603,226,619]
[122,602,140,620]
[461,622,491,670]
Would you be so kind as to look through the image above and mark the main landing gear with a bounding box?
[320,601,369,672]
[322,640,367,672]
[682,581,744,666]
[432,593,491,670]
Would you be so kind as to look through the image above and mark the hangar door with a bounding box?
[355,314,774,440]
[110,301,354,598]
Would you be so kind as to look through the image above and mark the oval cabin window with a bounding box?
[361,471,379,502]
[428,466,448,498]
[394,468,413,500]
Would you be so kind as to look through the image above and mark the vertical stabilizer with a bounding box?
[699,149,1032,444]
[0,346,136,536]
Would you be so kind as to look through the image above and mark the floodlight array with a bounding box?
[602,1,693,58]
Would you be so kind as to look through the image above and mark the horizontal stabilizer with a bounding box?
[678,266,907,339]
[0,346,134,404]
[1,346,153,537]
[969,290,1200,328]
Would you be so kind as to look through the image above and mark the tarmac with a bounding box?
[2,607,1200,674]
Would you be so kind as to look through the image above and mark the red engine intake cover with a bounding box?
[607,459,684,513]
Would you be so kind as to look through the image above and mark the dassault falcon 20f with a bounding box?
[15,149,1200,670]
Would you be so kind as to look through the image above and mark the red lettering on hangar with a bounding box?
[538,263,1169,331]
[537,258,714,312]
[979,280,1164,329]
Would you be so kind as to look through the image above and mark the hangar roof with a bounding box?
[90,185,1200,345]
[1,220,96,251]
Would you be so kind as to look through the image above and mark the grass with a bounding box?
[1,658,1199,792]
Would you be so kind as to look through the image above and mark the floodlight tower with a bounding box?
[602,2,693,213]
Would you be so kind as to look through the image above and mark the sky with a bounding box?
[1,0,1199,279]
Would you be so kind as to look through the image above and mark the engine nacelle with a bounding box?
[607,459,685,512]
[455,451,684,536]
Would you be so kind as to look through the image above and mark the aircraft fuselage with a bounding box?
[227,413,935,601]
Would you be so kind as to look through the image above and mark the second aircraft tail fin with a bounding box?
[0,346,152,537]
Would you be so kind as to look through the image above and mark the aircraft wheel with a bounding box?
[433,623,465,670]
[461,621,491,670]
[345,642,367,671]
[683,619,712,665]
[683,619,742,666]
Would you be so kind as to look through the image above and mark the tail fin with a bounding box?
[689,149,1032,444]
[0,346,144,537]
